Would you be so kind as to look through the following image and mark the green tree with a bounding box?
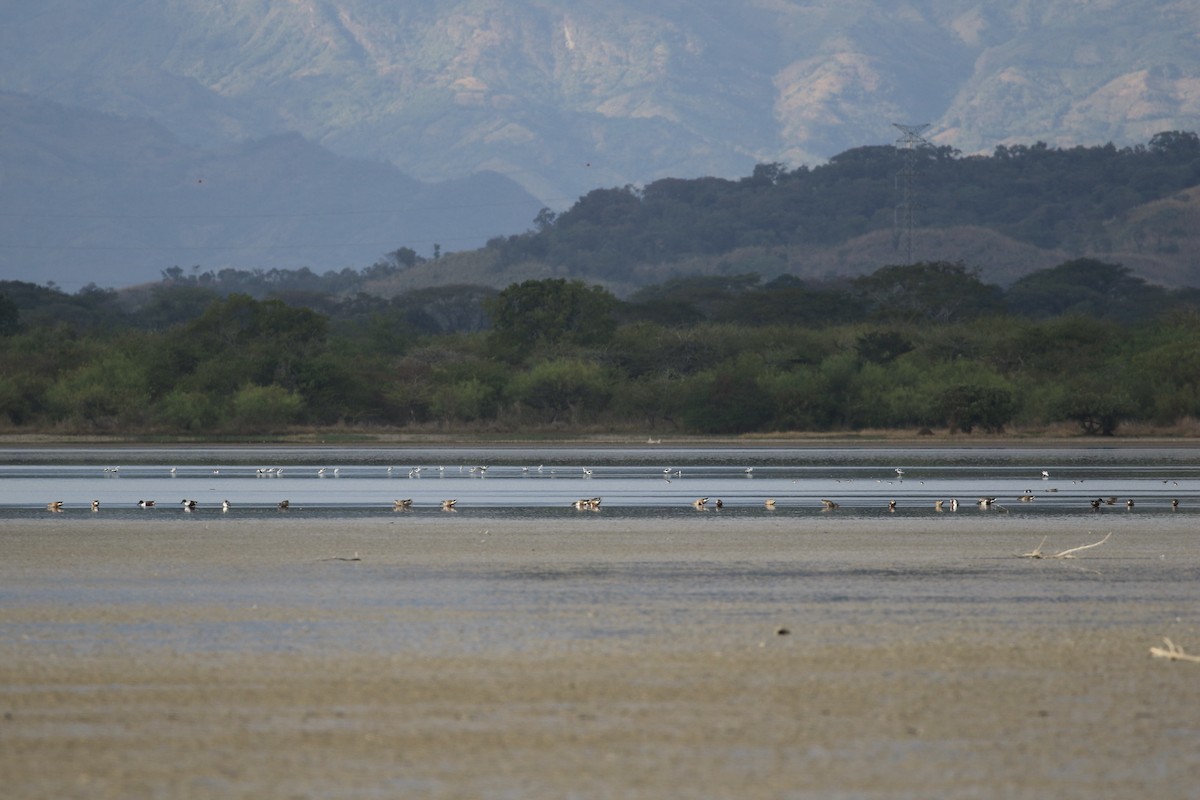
[507,358,613,424]
[485,279,618,355]
[229,384,304,432]
[1005,259,1166,322]
[855,329,914,364]
[853,262,1002,323]
[1049,374,1136,435]
[938,384,1017,433]
[679,356,774,433]
[0,293,19,336]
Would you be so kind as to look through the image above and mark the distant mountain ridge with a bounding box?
[2,1,1199,288]
[0,92,541,289]
[3,0,1198,207]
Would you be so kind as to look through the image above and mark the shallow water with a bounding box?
[1,443,1198,518]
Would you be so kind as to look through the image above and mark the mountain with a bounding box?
[3,0,1198,209]
[0,92,541,289]
[2,1,1198,289]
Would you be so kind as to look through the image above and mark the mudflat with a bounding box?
[2,516,1199,799]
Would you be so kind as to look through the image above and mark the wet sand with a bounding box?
[2,516,1199,799]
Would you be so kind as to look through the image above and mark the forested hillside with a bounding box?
[499,132,1200,285]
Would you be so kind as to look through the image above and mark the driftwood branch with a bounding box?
[1020,531,1111,559]
[1150,638,1200,664]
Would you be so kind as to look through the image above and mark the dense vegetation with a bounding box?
[3,256,1199,438]
[483,131,1200,280]
[6,132,1200,439]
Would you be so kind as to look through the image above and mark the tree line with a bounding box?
[1,257,1198,437]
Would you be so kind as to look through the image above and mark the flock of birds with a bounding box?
[35,465,1189,514]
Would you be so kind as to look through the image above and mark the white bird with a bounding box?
[1041,470,1050,479]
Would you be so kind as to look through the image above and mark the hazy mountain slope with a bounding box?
[2,1,1199,289]
[0,93,541,289]
[2,0,1198,208]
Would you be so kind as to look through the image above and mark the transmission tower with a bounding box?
[893,122,931,263]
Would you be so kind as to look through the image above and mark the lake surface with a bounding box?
[1,442,1198,519]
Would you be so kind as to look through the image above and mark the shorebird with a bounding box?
[46,501,64,512]
[278,500,290,510]
[764,499,776,509]
[820,498,840,511]
[138,499,155,508]
[894,468,905,480]
[181,499,197,511]
[949,498,959,511]
[714,499,724,509]
[1019,492,1035,502]
[978,497,996,509]
[692,497,709,509]
[582,467,593,477]
[934,500,944,511]
[1172,498,1180,510]
[1091,498,1103,511]
[888,499,897,512]
[1041,470,1050,479]
[1126,498,1135,509]
[91,500,100,511]
[441,499,457,510]
[394,498,413,510]
[222,500,230,512]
